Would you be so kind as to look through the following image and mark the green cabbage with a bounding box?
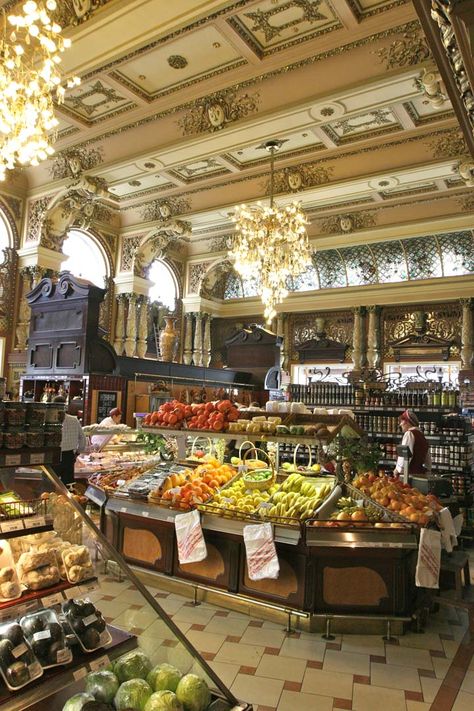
[147,664,182,692]
[114,650,152,682]
[85,670,119,703]
[175,675,211,711]
[62,693,95,711]
[114,679,152,711]
[144,690,183,711]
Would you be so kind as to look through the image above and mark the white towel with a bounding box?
[438,507,457,553]
[416,528,441,588]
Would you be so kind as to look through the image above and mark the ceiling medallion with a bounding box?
[319,211,378,235]
[49,146,104,180]
[167,55,188,69]
[139,197,190,222]
[271,163,333,194]
[178,88,259,135]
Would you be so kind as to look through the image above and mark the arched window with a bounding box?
[0,209,12,261]
[61,229,108,287]
[148,260,178,311]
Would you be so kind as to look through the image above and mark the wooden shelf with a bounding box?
[0,625,137,711]
[142,425,329,446]
[0,577,98,623]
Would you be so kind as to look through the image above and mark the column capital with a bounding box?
[460,298,473,308]
[366,305,381,314]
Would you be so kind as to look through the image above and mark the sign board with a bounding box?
[90,389,122,423]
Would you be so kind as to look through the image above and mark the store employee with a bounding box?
[394,410,432,476]
[90,408,122,451]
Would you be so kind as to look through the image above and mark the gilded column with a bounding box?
[136,296,149,359]
[15,268,32,351]
[113,295,126,355]
[352,307,364,370]
[367,305,381,369]
[460,299,473,369]
[124,294,138,357]
[182,313,193,366]
[193,312,203,366]
[203,314,212,367]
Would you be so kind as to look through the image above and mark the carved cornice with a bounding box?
[319,211,378,234]
[49,147,104,180]
[373,24,431,69]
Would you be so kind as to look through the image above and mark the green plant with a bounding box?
[329,436,382,474]
[136,431,172,458]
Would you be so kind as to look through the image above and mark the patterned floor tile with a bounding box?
[385,645,433,670]
[352,683,406,711]
[461,670,474,694]
[215,641,266,667]
[452,690,474,711]
[208,660,240,687]
[240,626,287,649]
[420,675,443,703]
[230,673,284,707]
[205,616,250,636]
[301,668,353,699]
[186,629,227,654]
[256,654,307,683]
[279,636,326,662]
[278,689,333,711]
[341,635,385,657]
[323,650,370,677]
[371,662,421,692]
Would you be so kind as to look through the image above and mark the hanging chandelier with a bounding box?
[0,0,80,180]
[229,139,311,324]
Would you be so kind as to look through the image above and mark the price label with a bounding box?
[120,507,127,513]
[28,661,42,678]
[142,511,150,517]
[12,643,27,659]
[29,453,45,464]
[57,648,71,664]
[24,516,46,529]
[33,630,51,642]
[42,592,63,607]
[23,601,38,614]
[89,654,110,672]
[79,581,98,595]
[1,519,24,533]
[83,614,97,627]
[64,587,78,600]
[99,630,110,646]
[5,455,21,466]
[167,516,175,523]
[73,667,87,681]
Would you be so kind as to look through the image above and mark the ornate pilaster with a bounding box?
[352,307,364,370]
[460,298,474,369]
[30,265,45,287]
[136,296,149,359]
[193,312,203,366]
[113,294,126,355]
[367,305,381,369]
[124,294,138,357]
[203,314,212,368]
[15,268,33,351]
[182,313,193,366]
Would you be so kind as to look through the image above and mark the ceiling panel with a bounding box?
[323,108,400,142]
[171,157,230,181]
[62,79,136,122]
[406,95,453,118]
[226,130,324,165]
[109,172,172,196]
[113,25,243,98]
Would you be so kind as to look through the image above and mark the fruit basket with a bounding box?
[198,468,280,521]
[241,446,275,490]
[260,473,335,525]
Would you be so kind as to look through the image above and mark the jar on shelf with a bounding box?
[4,402,26,426]
[44,425,62,447]
[4,428,26,449]
[25,428,45,448]
[25,402,46,426]
[44,402,64,424]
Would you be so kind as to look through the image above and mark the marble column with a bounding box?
[136,296,149,359]
[367,305,381,369]
[182,313,193,366]
[15,269,32,351]
[352,307,364,370]
[460,298,473,369]
[203,314,212,367]
[113,295,126,355]
[124,294,138,357]
[193,312,203,366]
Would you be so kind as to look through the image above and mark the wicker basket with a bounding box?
[242,447,275,490]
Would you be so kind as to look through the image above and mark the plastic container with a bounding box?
[0,620,43,690]
[62,599,111,652]
[0,565,22,602]
[20,609,72,669]
[25,403,46,426]
[25,428,45,448]
[43,425,62,448]
[4,402,26,426]
[61,545,94,584]
[3,428,26,450]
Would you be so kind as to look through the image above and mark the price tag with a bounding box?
[99,630,110,646]
[79,580,98,595]
[23,601,38,614]
[29,453,45,464]
[56,648,71,664]
[5,455,21,466]
[73,667,87,681]
[120,507,127,513]
[24,516,46,529]
[142,511,150,518]
[89,654,110,672]
[42,592,63,607]
[33,630,51,642]
[64,587,78,600]
[28,661,42,678]
[12,643,27,659]
[1,519,24,533]
[83,614,97,627]
[167,516,175,523]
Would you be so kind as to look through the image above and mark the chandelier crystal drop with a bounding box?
[229,139,311,323]
[0,0,80,180]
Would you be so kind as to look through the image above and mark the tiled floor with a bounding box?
[90,553,474,711]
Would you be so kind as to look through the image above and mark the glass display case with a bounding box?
[0,464,250,711]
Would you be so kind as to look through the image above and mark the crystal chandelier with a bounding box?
[229,139,311,323]
[0,1,80,180]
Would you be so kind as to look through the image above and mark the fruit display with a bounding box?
[20,609,72,668]
[242,469,273,486]
[266,474,334,521]
[88,462,158,493]
[200,476,279,518]
[64,652,213,711]
[352,473,441,526]
[281,461,322,475]
[148,460,236,509]
[62,599,111,652]
[143,399,239,432]
[0,620,42,690]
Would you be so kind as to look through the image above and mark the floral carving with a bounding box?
[26,197,50,242]
[374,24,431,69]
[178,88,259,135]
[53,1,112,28]
[121,236,143,272]
[49,147,104,180]
[428,129,468,159]
[139,197,190,223]
[271,164,333,194]
[188,262,212,294]
[319,211,378,234]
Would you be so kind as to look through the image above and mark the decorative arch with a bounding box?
[132,222,189,281]
[0,201,19,338]
[0,198,19,249]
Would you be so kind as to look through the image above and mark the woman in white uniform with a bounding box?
[90,407,122,450]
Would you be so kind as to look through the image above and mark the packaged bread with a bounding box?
[17,551,56,576]
[62,545,94,584]
[0,567,21,601]
[21,565,60,591]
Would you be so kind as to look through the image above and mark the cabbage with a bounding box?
[85,670,119,703]
[175,675,211,711]
[144,690,183,711]
[114,679,152,711]
[114,650,152,682]
[62,693,95,711]
[147,663,182,692]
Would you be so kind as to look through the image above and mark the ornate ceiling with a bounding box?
[5,0,474,257]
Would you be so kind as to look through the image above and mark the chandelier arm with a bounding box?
[269,146,275,209]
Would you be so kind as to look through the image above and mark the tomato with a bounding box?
[168,413,178,425]
[217,399,232,413]
[212,421,224,431]
[227,408,238,421]
[205,402,215,414]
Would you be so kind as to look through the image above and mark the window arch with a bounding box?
[61,229,108,287]
[0,209,12,262]
[148,259,178,311]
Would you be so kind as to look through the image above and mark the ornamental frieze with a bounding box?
[177,88,260,136]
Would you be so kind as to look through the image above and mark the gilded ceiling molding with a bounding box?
[52,0,111,26]
[49,147,105,180]
[271,164,333,194]
[26,197,51,243]
[458,195,474,212]
[61,21,421,152]
[0,195,22,223]
[138,197,190,222]
[427,128,469,158]
[177,89,260,136]
[373,24,431,69]
[0,197,20,249]
[121,235,144,272]
[319,211,378,234]
[346,0,410,21]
